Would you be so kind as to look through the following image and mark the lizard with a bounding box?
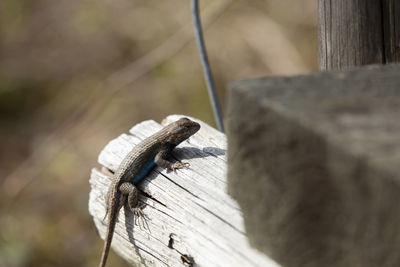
[98,117,201,267]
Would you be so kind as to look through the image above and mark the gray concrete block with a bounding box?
[227,64,400,267]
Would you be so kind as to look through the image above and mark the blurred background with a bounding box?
[0,0,317,266]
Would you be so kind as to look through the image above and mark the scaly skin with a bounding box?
[99,117,200,267]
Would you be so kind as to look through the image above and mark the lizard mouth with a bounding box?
[190,122,201,135]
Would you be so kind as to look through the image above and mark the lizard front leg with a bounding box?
[154,150,190,172]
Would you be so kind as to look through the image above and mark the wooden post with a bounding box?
[227,64,400,267]
[318,0,400,70]
[89,115,280,267]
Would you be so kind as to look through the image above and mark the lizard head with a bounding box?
[165,117,200,145]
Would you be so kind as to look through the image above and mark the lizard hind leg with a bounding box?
[119,182,149,230]
[119,182,139,209]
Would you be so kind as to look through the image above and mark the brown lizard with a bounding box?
[99,117,200,267]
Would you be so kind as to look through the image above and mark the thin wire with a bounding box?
[191,0,224,132]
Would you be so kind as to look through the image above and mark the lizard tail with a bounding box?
[99,211,118,267]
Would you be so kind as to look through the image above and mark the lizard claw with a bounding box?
[171,161,190,172]
[132,203,150,230]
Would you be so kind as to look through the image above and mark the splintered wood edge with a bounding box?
[89,114,280,267]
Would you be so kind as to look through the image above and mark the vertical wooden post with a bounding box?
[318,0,400,71]
[382,0,400,63]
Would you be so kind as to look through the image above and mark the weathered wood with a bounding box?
[89,115,280,267]
[318,0,400,70]
[382,0,400,62]
[227,64,400,267]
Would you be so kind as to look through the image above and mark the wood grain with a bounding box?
[382,0,400,62]
[318,0,400,70]
[89,115,280,267]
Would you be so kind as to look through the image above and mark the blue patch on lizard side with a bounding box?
[131,160,156,184]
[130,143,176,185]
